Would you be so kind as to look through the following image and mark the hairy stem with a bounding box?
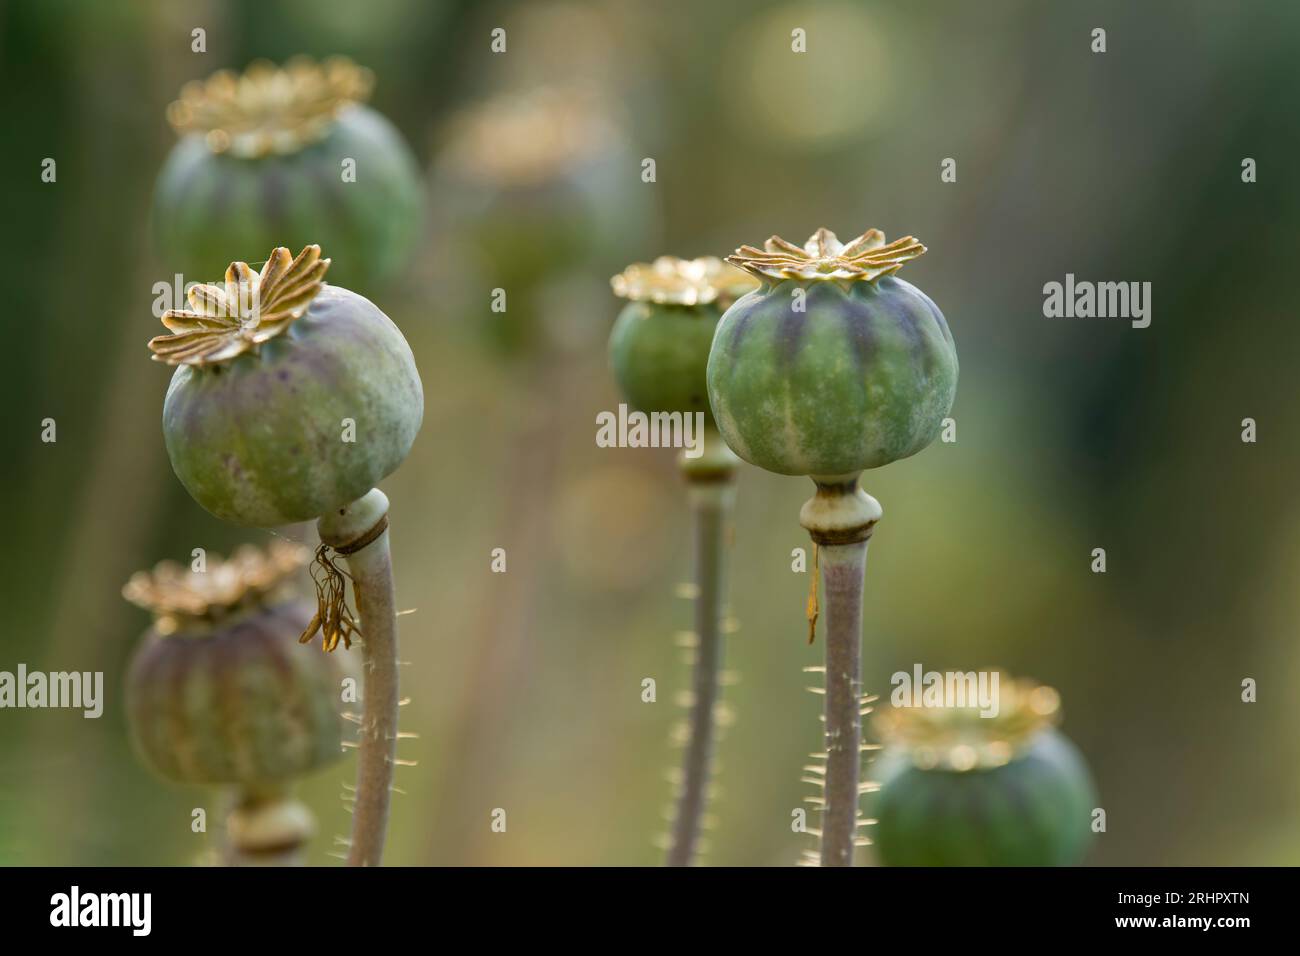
[318,489,398,867]
[818,540,868,867]
[666,480,734,865]
[800,476,880,867]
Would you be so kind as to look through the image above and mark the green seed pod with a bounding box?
[149,244,423,528]
[123,542,346,788]
[609,257,758,424]
[153,57,423,293]
[872,677,1097,867]
[707,228,957,478]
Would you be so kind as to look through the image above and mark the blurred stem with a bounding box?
[430,351,567,864]
[667,429,738,866]
[800,476,880,867]
[318,489,398,868]
[224,785,314,867]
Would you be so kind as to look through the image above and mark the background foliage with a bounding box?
[1,0,1297,865]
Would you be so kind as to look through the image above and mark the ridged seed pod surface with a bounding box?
[126,600,345,787]
[708,277,957,477]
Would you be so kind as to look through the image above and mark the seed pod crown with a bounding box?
[122,540,309,635]
[727,228,926,284]
[167,56,374,158]
[149,245,329,366]
[875,674,1062,772]
[611,256,757,307]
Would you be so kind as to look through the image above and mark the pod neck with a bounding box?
[799,473,882,546]
[677,424,740,486]
[224,785,316,866]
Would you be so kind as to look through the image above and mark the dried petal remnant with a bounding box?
[298,544,360,653]
[148,245,330,367]
[727,228,926,283]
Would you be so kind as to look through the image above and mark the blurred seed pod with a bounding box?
[225,788,318,866]
[431,87,654,354]
[609,256,757,425]
[123,541,347,788]
[872,674,1097,866]
[153,57,423,293]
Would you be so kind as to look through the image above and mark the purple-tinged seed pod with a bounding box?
[149,244,423,528]
[123,541,347,788]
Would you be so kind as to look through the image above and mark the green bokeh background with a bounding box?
[1,0,1297,865]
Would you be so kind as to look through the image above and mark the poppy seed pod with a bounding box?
[123,542,347,788]
[607,256,755,865]
[434,88,651,352]
[707,228,957,479]
[609,256,758,425]
[153,57,423,292]
[872,676,1097,867]
[149,244,423,528]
